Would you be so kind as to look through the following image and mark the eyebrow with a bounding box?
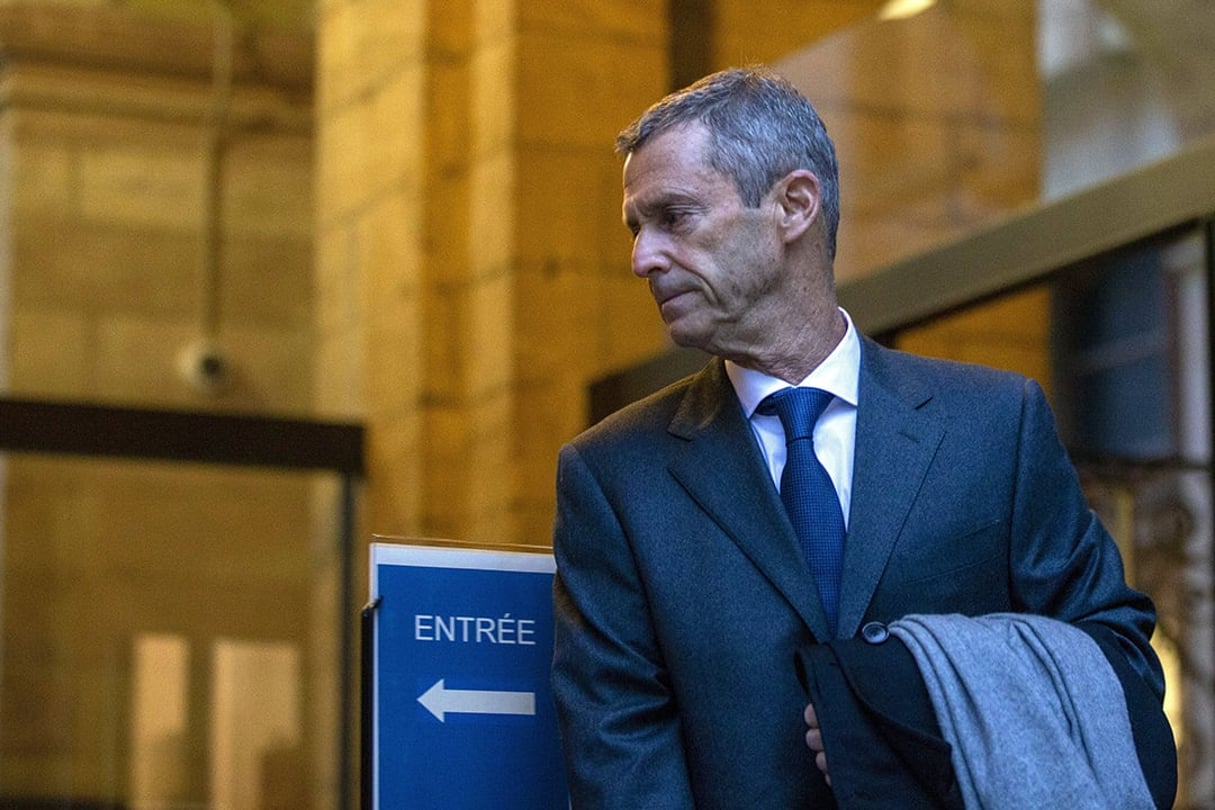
[623,191,702,227]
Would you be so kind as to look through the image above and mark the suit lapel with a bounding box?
[836,340,945,638]
[663,344,946,642]
[666,359,830,639]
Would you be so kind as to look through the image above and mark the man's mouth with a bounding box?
[656,289,696,320]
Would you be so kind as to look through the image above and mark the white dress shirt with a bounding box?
[725,309,860,527]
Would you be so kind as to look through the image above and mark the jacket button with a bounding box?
[861,621,889,644]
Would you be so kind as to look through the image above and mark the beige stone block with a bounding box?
[514,262,600,380]
[0,636,75,787]
[597,273,671,372]
[514,498,556,549]
[715,0,882,68]
[421,272,513,404]
[781,5,1037,126]
[317,0,426,115]
[836,213,961,281]
[424,171,472,285]
[77,146,205,230]
[475,0,516,44]
[6,51,310,135]
[222,232,313,329]
[315,222,364,336]
[316,100,370,223]
[215,83,316,140]
[898,14,1034,123]
[515,372,585,489]
[515,146,623,265]
[895,285,1051,385]
[516,31,668,148]
[422,285,463,403]
[954,125,1040,212]
[316,1,355,113]
[897,325,1050,386]
[952,5,1039,123]
[220,133,314,238]
[824,105,1039,279]
[314,326,367,418]
[427,60,473,174]
[466,507,518,548]
[4,457,94,572]
[8,309,92,397]
[468,151,513,274]
[361,189,424,309]
[816,97,1035,280]
[5,59,209,129]
[12,215,201,316]
[520,259,656,386]
[512,258,665,541]
[364,67,427,193]
[417,391,515,544]
[363,410,425,535]
[518,0,662,42]
[513,371,585,546]
[317,67,425,222]
[10,103,203,153]
[220,325,315,413]
[93,317,198,405]
[421,402,475,463]
[366,308,424,420]
[313,0,347,23]
[416,405,468,535]
[11,141,75,214]
[465,269,514,395]
[829,111,958,213]
[431,0,473,56]
[470,39,514,158]
[465,391,514,512]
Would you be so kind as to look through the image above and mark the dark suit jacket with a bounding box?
[551,337,1163,809]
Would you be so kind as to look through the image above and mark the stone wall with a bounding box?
[314,0,674,550]
[1,2,314,409]
[0,3,324,804]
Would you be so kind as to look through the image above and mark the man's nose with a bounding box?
[631,229,669,278]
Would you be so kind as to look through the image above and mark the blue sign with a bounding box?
[368,542,568,809]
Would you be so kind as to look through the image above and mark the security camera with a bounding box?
[178,339,230,394]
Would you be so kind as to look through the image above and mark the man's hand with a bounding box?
[804,702,830,786]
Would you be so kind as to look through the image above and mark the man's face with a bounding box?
[622,123,786,357]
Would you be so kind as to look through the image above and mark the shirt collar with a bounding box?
[726,308,861,418]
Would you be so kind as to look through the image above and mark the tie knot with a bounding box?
[757,387,834,442]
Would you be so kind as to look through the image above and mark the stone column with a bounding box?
[315,0,672,548]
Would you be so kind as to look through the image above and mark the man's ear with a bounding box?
[774,169,820,243]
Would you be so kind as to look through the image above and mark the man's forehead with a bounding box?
[622,171,709,224]
[622,125,719,197]
[625,121,709,168]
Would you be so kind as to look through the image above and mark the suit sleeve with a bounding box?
[550,443,696,809]
[1010,377,1165,698]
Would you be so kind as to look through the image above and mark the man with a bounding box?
[550,66,1165,808]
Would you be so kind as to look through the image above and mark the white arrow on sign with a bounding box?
[417,679,536,722]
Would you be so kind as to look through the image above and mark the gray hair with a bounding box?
[616,67,841,260]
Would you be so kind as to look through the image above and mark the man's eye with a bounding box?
[661,210,687,229]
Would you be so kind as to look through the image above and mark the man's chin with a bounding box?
[665,323,712,353]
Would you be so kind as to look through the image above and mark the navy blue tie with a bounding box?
[758,388,845,635]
